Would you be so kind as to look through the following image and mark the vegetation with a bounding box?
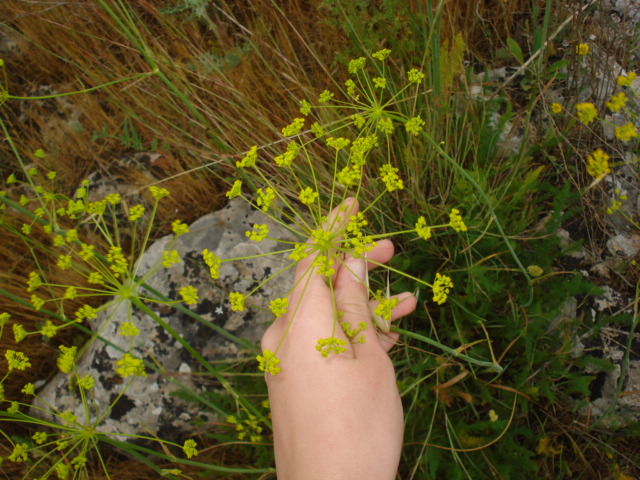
[0,0,639,478]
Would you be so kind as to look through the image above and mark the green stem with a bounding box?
[391,326,503,373]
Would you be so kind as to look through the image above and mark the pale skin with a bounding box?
[261,198,417,480]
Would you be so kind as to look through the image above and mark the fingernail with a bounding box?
[346,256,366,283]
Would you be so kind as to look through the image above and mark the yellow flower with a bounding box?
[245,223,269,241]
[299,99,312,116]
[119,322,140,337]
[75,304,97,322]
[57,254,72,270]
[282,118,305,137]
[257,349,281,375]
[13,323,28,341]
[41,320,57,338]
[236,145,258,168]
[606,92,627,112]
[105,193,120,205]
[202,249,221,279]
[9,443,29,463]
[179,285,199,305]
[527,265,544,277]
[316,337,347,357]
[415,216,432,240]
[432,273,453,305]
[226,180,242,199]
[379,164,404,192]
[149,185,170,200]
[615,122,638,142]
[5,350,31,371]
[256,187,275,211]
[274,141,300,167]
[269,297,288,317]
[373,77,387,89]
[107,246,128,277]
[326,137,350,150]
[374,297,398,322]
[372,49,391,61]
[408,68,425,84]
[405,116,425,136]
[57,345,77,374]
[586,149,610,177]
[348,57,366,74]
[551,102,563,114]
[77,375,94,390]
[229,292,245,311]
[171,219,189,236]
[318,90,334,103]
[299,187,319,205]
[182,439,198,458]
[576,102,597,124]
[27,272,42,292]
[617,71,637,87]
[575,43,589,55]
[116,353,146,378]
[128,204,145,221]
[449,208,467,232]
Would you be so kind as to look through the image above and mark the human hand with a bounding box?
[261,198,417,480]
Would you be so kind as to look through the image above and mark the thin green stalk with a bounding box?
[391,326,503,373]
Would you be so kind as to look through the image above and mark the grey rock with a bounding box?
[32,198,295,442]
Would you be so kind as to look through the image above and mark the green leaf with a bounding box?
[507,37,524,64]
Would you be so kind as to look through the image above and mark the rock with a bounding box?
[32,198,295,443]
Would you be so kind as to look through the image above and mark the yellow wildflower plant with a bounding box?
[575,102,597,125]
[614,122,638,142]
[575,43,589,55]
[586,149,611,177]
[606,92,627,112]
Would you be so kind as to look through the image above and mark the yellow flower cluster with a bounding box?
[316,337,347,357]
[617,71,637,86]
[274,141,300,167]
[269,297,288,317]
[432,273,453,305]
[575,43,589,55]
[256,187,275,211]
[282,118,305,137]
[5,350,31,371]
[245,223,269,241]
[379,163,404,192]
[236,145,258,168]
[606,92,627,112]
[374,296,398,322]
[115,353,146,378]
[415,216,432,240]
[586,149,610,177]
[615,122,638,142]
[256,349,281,375]
[179,285,199,305]
[202,249,221,279]
[299,187,319,205]
[229,292,245,311]
[576,102,597,125]
[57,345,77,374]
[449,208,467,232]
[182,439,198,458]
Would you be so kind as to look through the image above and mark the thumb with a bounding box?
[333,256,379,349]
